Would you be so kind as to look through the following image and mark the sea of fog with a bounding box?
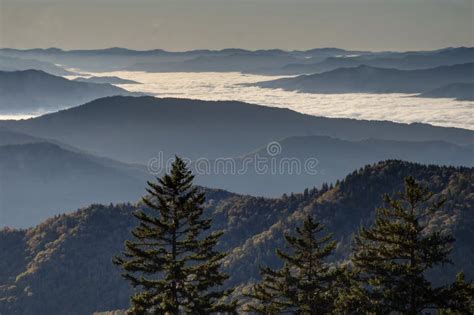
[88,71,474,130]
[3,71,472,130]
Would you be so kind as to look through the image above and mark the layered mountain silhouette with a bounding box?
[0,161,471,314]
[0,47,365,73]
[127,52,302,73]
[419,83,474,101]
[6,47,470,75]
[277,47,474,75]
[194,135,474,196]
[1,45,472,315]
[0,70,135,113]
[2,125,472,226]
[2,96,473,165]
[0,55,74,76]
[0,142,149,227]
[250,63,474,94]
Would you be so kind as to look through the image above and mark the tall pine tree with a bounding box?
[350,176,471,314]
[113,157,236,314]
[442,272,474,314]
[246,215,341,314]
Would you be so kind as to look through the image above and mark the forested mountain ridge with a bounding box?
[0,160,472,314]
[224,160,474,287]
[0,186,312,314]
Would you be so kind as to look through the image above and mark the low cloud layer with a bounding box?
[71,71,473,130]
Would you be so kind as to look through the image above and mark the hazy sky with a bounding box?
[1,0,472,51]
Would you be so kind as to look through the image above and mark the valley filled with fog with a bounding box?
[67,70,474,130]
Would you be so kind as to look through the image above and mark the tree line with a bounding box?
[113,157,473,314]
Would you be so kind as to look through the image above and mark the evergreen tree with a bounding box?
[113,157,236,314]
[303,188,309,200]
[442,272,474,314]
[321,183,329,193]
[246,215,340,314]
[350,176,470,314]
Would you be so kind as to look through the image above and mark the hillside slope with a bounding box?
[0,161,472,314]
[224,161,474,286]
[0,186,310,314]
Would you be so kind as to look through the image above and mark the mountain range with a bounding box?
[127,52,301,73]
[0,55,74,76]
[1,126,472,227]
[2,96,473,165]
[0,161,472,314]
[1,95,473,227]
[194,135,474,196]
[249,63,474,94]
[1,47,471,75]
[0,70,134,114]
[276,47,474,75]
[1,45,473,314]
[0,47,368,73]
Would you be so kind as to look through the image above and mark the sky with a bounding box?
[0,0,472,51]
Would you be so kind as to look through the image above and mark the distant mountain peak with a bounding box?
[0,70,135,113]
[252,62,474,94]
